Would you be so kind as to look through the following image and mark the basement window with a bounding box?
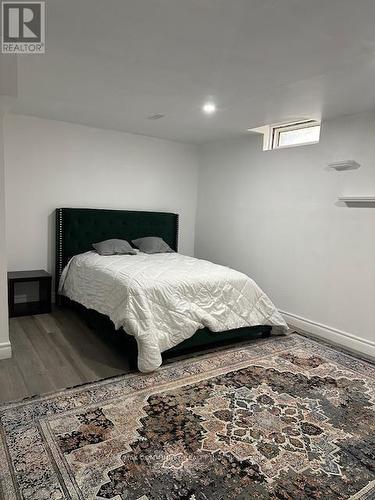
[248,120,321,151]
[271,120,321,149]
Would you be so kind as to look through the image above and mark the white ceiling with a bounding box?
[10,0,375,143]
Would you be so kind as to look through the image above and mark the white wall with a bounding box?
[0,115,11,358]
[0,55,16,359]
[5,114,199,282]
[196,110,375,356]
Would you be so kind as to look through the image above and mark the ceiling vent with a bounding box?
[147,114,165,120]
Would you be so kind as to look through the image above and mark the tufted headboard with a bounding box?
[55,207,179,296]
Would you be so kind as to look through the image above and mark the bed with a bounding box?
[56,208,288,372]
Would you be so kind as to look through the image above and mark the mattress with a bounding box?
[59,251,288,372]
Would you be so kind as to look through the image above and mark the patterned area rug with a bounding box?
[1,334,374,500]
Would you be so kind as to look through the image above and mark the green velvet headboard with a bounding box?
[55,207,179,295]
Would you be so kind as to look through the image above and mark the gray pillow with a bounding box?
[132,236,174,254]
[92,239,137,256]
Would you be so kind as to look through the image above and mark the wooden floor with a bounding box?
[0,307,133,403]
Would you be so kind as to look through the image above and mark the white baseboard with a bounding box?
[280,310,375,361]
[0,341,12,360]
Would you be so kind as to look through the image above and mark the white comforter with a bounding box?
[59,251,288,372]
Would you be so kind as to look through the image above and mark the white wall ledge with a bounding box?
[338,196,375,204]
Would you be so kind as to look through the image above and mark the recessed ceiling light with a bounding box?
[202,102,217,115]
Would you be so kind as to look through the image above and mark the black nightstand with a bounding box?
[7,270,52,318]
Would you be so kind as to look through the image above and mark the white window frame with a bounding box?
[271,120,320,150]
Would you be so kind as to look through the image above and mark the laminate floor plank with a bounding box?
[0,306,132,403]
[9,319,60,397]
[33,314,96,384]
[0,359,28,403]
[26,318,89,391]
